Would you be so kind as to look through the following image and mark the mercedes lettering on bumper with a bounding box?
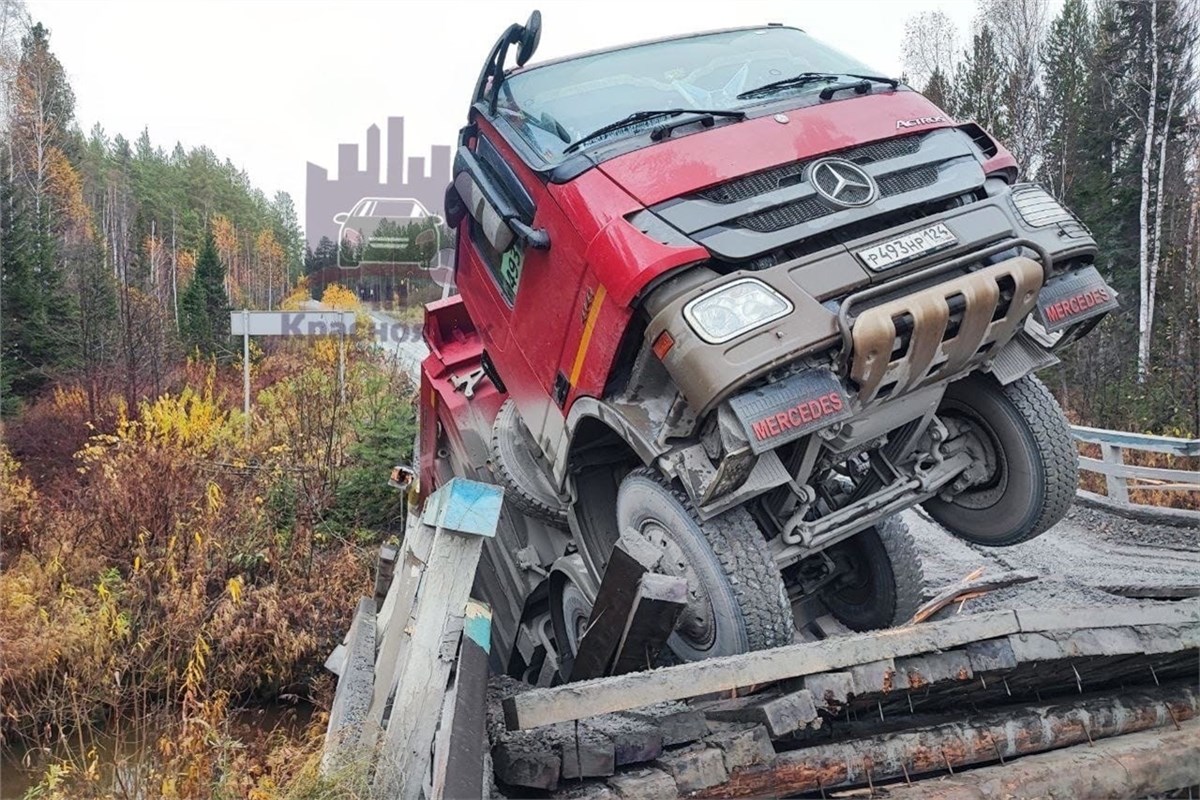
[729,369,853,454]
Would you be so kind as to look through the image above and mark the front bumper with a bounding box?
[644,191,1101,418]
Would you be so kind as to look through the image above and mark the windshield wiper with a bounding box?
[563,108,746,154]
[738,72,899,101]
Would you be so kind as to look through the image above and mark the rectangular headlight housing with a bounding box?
[684,278,793,344]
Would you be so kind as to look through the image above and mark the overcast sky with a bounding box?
[28,0,980,227]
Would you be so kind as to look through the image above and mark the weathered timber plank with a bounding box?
[582,714,664,767]
[433,600,492,800]
[849,658,907,695]
[803,671,855,711]
[503,611,1020,730]
[320,597,376,775]
[569,541,655,681]
[606,767,678,800]
[611,573,686,676]
[907,570,1038,624]
[625,703,709,747]
[374,542,399,611]
[895,650,973,689]
[556,723,616,780]
[364,519,436,737]
[492,735,561,791]
[963,638,1018,672]
[654,745,729,793]
[703,724,775,772]
[1014,599,1200,633]
[373,519,490,800]
[700,689,818,737]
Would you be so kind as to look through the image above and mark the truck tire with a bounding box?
[491,400,568,526]
[818,516,924,631]
[617,468,793,662]
[923,373,1076,546]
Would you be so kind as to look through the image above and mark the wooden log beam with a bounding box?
[879,719,1200,800]
[691,685,1199,799]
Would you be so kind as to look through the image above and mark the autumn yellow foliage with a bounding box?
[2,339,414,798]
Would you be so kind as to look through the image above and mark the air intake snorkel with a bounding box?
[468,9,543,127]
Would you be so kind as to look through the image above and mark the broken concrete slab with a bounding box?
[654,745,729,793]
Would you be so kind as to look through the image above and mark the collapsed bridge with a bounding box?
[316,434,1198,799]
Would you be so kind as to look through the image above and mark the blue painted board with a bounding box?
[421,477,504,537]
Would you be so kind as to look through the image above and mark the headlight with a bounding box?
[1010,184,1081,228]
[684,278,793,344]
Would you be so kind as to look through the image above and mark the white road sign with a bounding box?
[230,310,357,336]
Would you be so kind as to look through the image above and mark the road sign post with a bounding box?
[242,309,251,438]
[231,310,358,434]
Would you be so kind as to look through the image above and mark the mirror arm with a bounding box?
[508,218,550,250]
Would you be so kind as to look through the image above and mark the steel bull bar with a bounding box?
[837,239,1051,405]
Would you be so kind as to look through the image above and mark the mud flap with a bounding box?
[727,368,853,455]
[1034,266,1119,333]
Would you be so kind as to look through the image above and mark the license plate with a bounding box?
[728,369,853,455]
[856,223,958,272]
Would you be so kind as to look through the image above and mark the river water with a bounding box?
[0,703,312,799]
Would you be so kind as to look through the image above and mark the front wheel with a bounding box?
[923,373,1077,546]
[819,516,925,631]
[617,468,794,662]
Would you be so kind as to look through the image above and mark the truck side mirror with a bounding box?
[515,10,542,67]
[333,211,349,225]
[453,146,550,251]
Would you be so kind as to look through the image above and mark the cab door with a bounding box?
[452,115,589,449]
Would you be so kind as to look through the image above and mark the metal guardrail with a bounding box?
[1071,425,1200,522]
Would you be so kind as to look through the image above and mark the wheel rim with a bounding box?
[558,581,591,656]
[942,402,1008,509]
[632,519,717,651]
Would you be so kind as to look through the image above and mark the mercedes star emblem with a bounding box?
[810,158,878,208]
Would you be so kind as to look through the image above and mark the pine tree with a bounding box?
[1041,0,1093,203]
[923,68,953,111]
[951,25,1010,143]
[179,232,230,356]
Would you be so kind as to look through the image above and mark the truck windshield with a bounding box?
[494,27,878,164]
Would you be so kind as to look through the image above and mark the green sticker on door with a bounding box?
[499,245,524,303]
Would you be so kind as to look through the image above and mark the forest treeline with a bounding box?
[903,0,1199,434]
[0,9,304,419]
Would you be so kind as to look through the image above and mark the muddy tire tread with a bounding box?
[876,515,926,626]
[625,467,794,651]
[491,400,568,526]
[999,375,1078,543]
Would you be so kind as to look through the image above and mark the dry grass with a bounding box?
[1,332,414,798]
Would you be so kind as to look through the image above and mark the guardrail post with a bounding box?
[1101,443,1129,504]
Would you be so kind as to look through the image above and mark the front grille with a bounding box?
[699,134,925,205]
[701,163,807,204]
[734,166,942,234]
[739,197,830,233]
[843,136,922,165]
[878,166,939,197]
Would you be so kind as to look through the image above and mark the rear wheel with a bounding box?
[923,373,1076,546]
[491,400,568,526]
[617,468,793,662]
[819,516,924,630]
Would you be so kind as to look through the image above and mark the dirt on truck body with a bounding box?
[419,12,1121,684]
